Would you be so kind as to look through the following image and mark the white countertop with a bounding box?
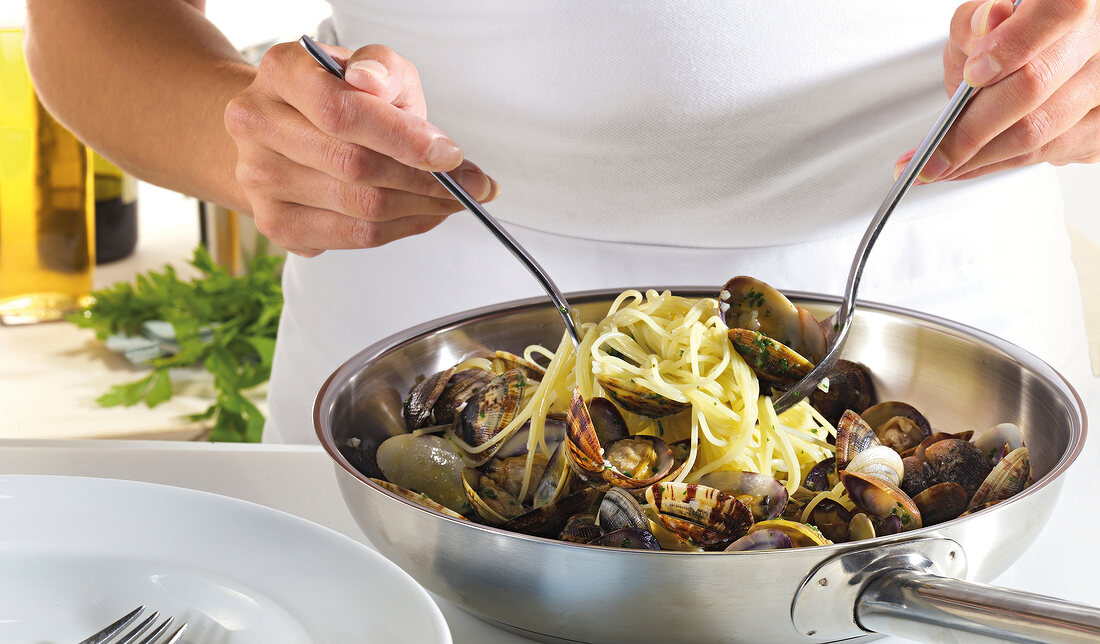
[3,437,1097,644]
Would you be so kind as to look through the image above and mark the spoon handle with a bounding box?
[298,35,582,347]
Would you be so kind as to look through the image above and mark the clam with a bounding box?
[860,401,932,454]
[802,457,838,493]
[462,468,526,525]
[899,455,937,498]
[559,512,602,543]
[432,368,496,425]
[967,447,1029,510]
[492,415,567,461]
[971,423,1024,462]
[923,438,992,498]
[588,527,662,550]
[876,514,903,536]
[835,410,882,472]
[597,487,651,533]
[909,431,975,460]
[646,482,754,547]
[596,374,689,417]
[726,329,815,387]
[586,397,630,446]
[565,389,678,490]
[848,513,876,541]
[484,454,549,504]
[456,368,529,448]
[845,445,904,487]
[490,350,546,380]
[806,498,852,543]
[810,360,877,426]
[719,276,827,363]
[697,469,789,521]
[724,529,794,551]
[912,481,968,525]
[503,487,601,538]
[532,441,574,508]
[375,433,469,514]
[403,366,456,431]
[747,519,831,547]
[840,470,922,531]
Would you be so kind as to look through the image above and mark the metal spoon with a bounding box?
[771,3,1019,414]
[298,35,582,347]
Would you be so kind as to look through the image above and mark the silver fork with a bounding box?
[77,606,188,644]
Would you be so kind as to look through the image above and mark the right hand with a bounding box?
[224,41,498,257]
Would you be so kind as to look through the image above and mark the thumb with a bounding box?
[344,44,427,118]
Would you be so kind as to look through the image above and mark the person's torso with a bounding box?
[324,1,961,246]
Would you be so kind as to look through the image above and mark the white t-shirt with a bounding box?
[263,2,1092,444]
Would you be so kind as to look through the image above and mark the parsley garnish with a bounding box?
[68,246,284,442]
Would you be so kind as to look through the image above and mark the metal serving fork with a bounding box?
[77,606,187,644]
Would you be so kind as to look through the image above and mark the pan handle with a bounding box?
[857,568,1100,643]
[791,538,1100,642]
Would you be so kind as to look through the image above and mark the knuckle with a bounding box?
[328,142,374,183]
[357,187,389,221]
[346,217,387,248]
[1015,110,1056,150]
[314,82,353,136]
[258,42,296,76]
[251,207,285,242]
[223,95,263,138]
[235,160,277,190]
[946,123,983,160]
[1012,59,1056,101]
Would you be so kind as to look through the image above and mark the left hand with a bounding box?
[895,0,1100,183]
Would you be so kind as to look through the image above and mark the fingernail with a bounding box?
[427,137,462,169]
[918,150,952,182]
[458,168,491,200]
[348,59,389,83]
[893,150,916,180]
[964,52,1000,87]
[971,0,996,37]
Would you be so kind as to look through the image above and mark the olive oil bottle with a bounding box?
[93,152,138,263]
[0,25,95,324]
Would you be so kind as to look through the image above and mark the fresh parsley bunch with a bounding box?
[70,246,284,442]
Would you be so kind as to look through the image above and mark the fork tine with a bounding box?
[134,616,177,644]
[114,611,159,644]
[160,623,188,644]
[77,606,145,644]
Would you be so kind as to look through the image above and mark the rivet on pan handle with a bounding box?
[792,537,1100,643]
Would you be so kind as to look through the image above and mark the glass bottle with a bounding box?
[0,13,95,324]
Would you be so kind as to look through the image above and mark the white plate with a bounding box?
[0,475,451,644]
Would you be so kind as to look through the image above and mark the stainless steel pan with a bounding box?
[315,288,1098,643]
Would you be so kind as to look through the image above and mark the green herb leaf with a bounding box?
[70,245,284,442]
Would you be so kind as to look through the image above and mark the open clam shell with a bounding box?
[861,401,932,453]
[718,276,827,363]
[727,328,814,387]
[840,470,922,531]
